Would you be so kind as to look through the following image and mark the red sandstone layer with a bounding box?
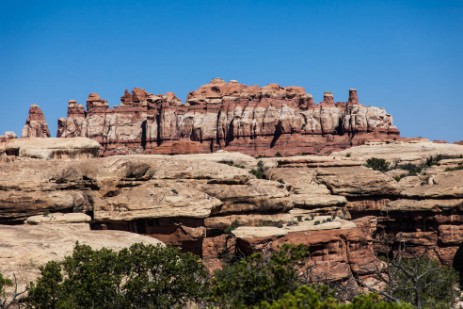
[33,78,398,156]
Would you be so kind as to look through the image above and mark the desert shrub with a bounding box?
[426,154,463,166]
[251,160,266,179]
[365,158,389,172]
[425,155,441,167]
[393,174,407,182]
[260,287,412,309]
[218,160,235,166]
[445,165,463,171]
[209,244,309,308]
[398,163,423,176]
[258,285,338,308]
[224,220,240,234]
[0,273,13,305]
[26,243,208,309]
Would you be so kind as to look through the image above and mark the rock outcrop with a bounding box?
[1,141,463,287]
[56,79,399,156]
[0,223,163,292]
[2,137,100,160]
[21,104,50,138]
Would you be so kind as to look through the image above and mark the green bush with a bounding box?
[260,287,412,309]
[445,165,463,171]
[26,243,208,309]
[224,219,240,234]
[209,244,309,308]
[0,273,13,304]
[398,163,423,176]
[251,160,266,179]
[365,158,389,172]
[425,155,442,166]
[259,285,338,308]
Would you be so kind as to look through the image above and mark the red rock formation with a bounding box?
[56,79,400,156]
[21,104,50,138]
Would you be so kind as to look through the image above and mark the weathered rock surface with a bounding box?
[21,104,50,138]
[54,80,399,156]
[0,140,462,287]
[0,224,163,292]
[4,137,101,160]
[334,141,463,164]
[25,212,92,225]
[94,181,223,221]
[316,166,400,196]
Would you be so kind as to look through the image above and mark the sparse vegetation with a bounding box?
[0,272,24,308]
[425,154,462,167]
[365,157,389,172]
[209,244,309,308]
[224,220,240,235]
[398,163,422,176]
[362,252,459,309]
[445,165,463,172]
[425,155,442,167]
[393,174,407,182]
[275,152,282,157]
[218,160,245,169]
[7,243,454,308]
[251,160,266,179]
[218,160,235,166]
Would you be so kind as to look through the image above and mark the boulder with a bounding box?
[5,137,100,160]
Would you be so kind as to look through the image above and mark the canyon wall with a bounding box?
[55,78,399,156]
[1,141,463,289]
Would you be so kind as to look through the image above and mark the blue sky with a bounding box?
[0,0,462,141]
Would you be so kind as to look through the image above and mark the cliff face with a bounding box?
[56,79,399,156]
[1,141,463,288]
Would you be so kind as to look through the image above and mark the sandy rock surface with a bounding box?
[0,224,163,292]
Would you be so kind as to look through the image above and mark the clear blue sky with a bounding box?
[1,0,462,141]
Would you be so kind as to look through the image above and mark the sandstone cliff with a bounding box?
[1,141,462,288]
[56,79,399,156]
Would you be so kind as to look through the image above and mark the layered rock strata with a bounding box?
[56,79,399,156]
[21,104,50,138]
[1,141,463,286]
[1,137,101,160]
